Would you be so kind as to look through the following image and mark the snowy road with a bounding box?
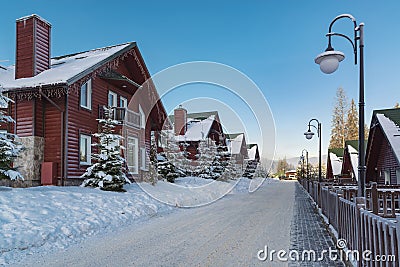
[16,181,295,267]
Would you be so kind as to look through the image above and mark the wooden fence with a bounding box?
[299,179,400,267]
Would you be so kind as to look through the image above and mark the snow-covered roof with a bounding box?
[247,145,258,160]
[329,152,342,176]
[348,145,359,181]
[228,134,244,155]
[376,113,400,163]
[175,115,215,142]
[0,42,134,90]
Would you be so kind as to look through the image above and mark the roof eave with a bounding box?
[66,42,137,86]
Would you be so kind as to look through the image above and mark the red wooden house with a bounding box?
[326,148,343,180]
[0,14,168,186]
[366,108,400,185]
[226,133,249,165]
[170,107,226,159]
[340,140,360,182]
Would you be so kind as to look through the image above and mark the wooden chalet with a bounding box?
[366,108,400,185]
[0,14,168,186]
[170,108,226,159]
[226,133,249,165]
[341,140,361,182]
[326,148,343,180]
[243,144,260,177]
[247,144,260,162]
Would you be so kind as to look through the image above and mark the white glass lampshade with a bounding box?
[315,50,345,74]
[304,131,314,140]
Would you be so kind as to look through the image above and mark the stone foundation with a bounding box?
[13,136,44,185]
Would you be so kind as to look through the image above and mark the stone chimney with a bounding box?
[174,105,187,135]
[15,14,51,79]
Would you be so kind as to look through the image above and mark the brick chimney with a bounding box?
[174,105,187,135]
[15,14,51,79]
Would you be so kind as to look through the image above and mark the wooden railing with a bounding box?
[98,106,140,128]
[299,179,400,266]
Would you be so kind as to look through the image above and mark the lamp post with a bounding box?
[300,149,309,180]
[304,119,322,183]
[314,14,365,197]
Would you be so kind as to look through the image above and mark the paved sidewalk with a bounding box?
[289,182,346,267]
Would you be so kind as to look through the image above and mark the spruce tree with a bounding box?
[0,91,23,180]
[345,99,359,140]
[195,138,218,178]
[157,130,182,182]
[329,87,348,148]
[81,106,130,192]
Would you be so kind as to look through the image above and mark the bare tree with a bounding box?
[329,88,348,148]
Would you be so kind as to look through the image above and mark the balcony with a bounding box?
[99,106,140,128]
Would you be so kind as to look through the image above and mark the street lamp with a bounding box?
[300,149,309,180]
[304,119,322,183]
[314,14,365,197]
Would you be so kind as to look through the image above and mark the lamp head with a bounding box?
[304,130,314,140]
[315,50,345,74]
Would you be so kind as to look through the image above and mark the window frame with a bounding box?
[140,147,147,171]
[126,137,139,174]
[79,134,92,166]
[108,91,118,107]
[139,104,145,129]
[120,96,127,109]
[396,169,400,185]
[80,79,92,110]
[384,170,391,185]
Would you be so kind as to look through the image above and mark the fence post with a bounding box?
[355,197,366,254]
[393,214,400,267]
[371,182,378,215]
[336,190,343,235]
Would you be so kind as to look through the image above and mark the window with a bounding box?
[140,147,147,170]
[80,79,92,110]
[139,104,145,129]
[120,97,127,108]
[384,170,391,185]
[126,137,138,174]
[108,91,118,107]
[396,169,400,185]
[80,134,91,165]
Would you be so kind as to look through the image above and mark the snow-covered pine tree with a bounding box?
[0,91,24,180]
[81,106,130,192]
[157,130,181,182]
[345,99,359,140]
[329,87,348,148]
[195,138,218,178]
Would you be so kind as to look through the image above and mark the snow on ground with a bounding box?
[0,177,273,265]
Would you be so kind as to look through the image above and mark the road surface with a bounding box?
[16,181,296,266]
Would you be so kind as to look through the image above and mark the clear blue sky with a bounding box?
[1,1,400,161]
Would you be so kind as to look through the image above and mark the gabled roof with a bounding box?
[247,145,259,160]
[228,133,245,155]
[376,113,400,163]
[329,152,342,176]
[345,140,360,151]
[175,115,216,142]
[247,143,258,149]
[0,42,136,90]
[226,133,243,140]
[328,147,344,158]
[373,108,400,126]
